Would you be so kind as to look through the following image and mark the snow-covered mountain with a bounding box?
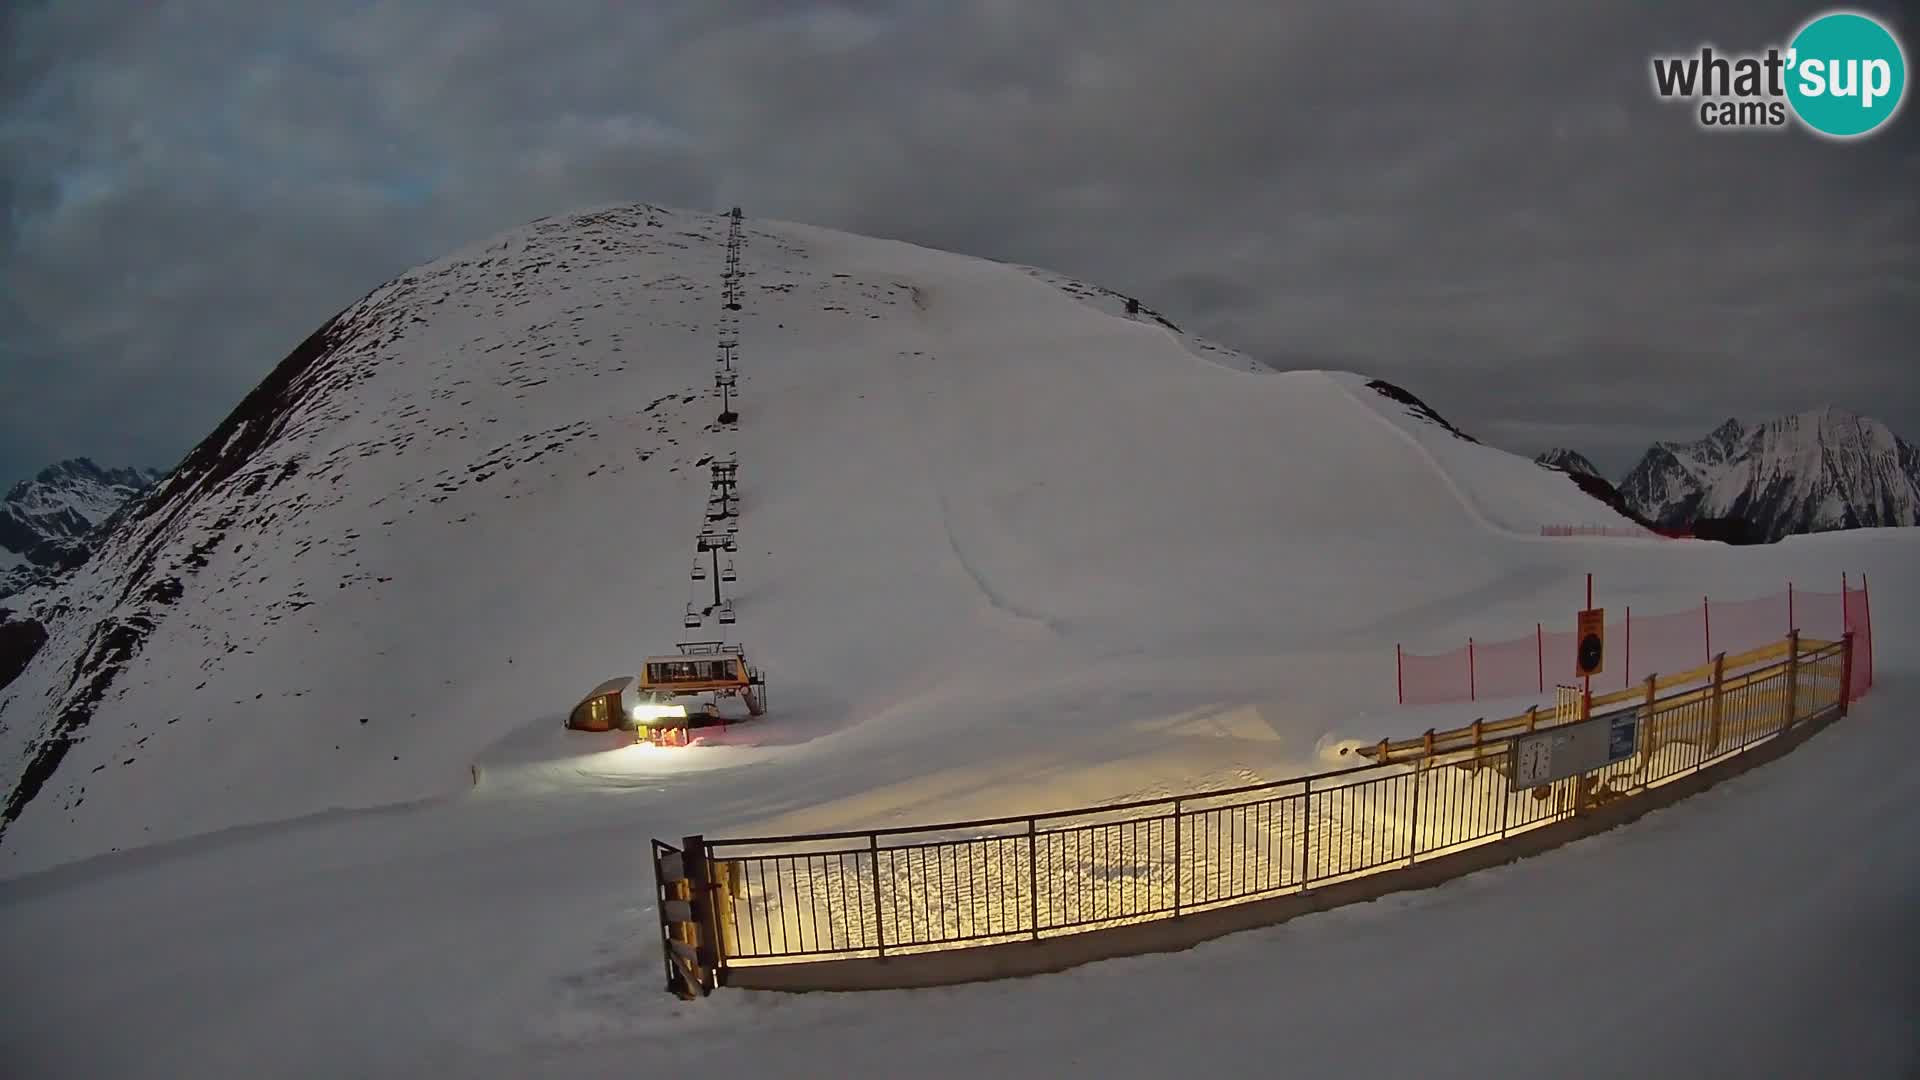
[0,202,1657,875]
[1619,409,1920,543]
[0,459,164,598]
[1534,447,1600,478]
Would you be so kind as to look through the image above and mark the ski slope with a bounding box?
[0,204,1914,1077]
[0,204,1661,876]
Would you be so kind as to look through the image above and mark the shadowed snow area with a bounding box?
[0,205,1914,1078]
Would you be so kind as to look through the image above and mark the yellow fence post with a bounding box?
[1706,653,1726,758]
[1641,674,1657,778]
[1782,629,1801,731]
[713,859,739,962]
[1839,631,1855,717]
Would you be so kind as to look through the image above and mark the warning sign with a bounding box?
[1576,608,1605,677]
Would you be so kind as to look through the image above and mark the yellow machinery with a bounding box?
[632,641,767,745]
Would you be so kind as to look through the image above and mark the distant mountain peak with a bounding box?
[1620,409,1920,542]
[1534,447,1600,479]
[1363,379,1479,443]
[0,459,164,599]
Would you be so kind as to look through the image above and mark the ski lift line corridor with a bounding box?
[682,206,749,637]
[569,208,758,743]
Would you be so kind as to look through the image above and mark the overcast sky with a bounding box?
[3,1,1915,489]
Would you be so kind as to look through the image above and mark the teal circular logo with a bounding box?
[1786,11,1907,138]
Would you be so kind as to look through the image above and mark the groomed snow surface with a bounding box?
[1,206,1915,1077]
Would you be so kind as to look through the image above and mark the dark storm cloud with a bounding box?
[3,1,1915,486]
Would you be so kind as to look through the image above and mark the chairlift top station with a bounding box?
[565,207,760,747]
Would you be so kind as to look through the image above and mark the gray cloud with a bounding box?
[4,0,1916,486]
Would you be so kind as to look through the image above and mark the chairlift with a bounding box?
[691,559,707,581]
[683,605,702,629]
[717,600,737,626]
[721,560,737,583]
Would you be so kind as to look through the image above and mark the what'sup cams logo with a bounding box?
[1650,9,1907,138]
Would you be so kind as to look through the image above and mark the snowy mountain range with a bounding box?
[1614,409,1920,543]
[0,201,1659,875]
[0,459,163,599]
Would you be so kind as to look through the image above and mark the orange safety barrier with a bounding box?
[1397,575,1873,706]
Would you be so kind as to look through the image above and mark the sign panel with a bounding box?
[1576,607,1606,677]
[1509,705,1639,790]
[1606,707,1638,762]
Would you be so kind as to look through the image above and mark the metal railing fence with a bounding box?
[664,634,1850,982]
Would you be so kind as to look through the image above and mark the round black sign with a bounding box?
[1578,633,1603,673]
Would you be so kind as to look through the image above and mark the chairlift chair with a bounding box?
[683,604,702,629]
[717,600,736,626]
[721,560,737,583]
[691,559,707,581]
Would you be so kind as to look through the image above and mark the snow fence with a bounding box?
[1396,576,1874,706]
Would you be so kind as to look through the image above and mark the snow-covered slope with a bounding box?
[0,459,162,598]
[0,205,1820,878]
[0,203,1915,1076]
[1343,379,1654,537]
[1620,410,1920,542]
[1535,447,1600,478]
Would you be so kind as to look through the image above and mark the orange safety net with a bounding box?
[1398,577,1875,706]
